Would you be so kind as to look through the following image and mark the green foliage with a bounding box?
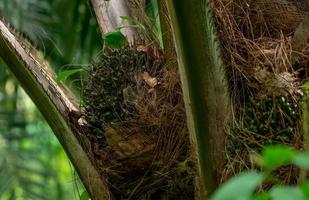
[293,153,309,170]
[80,190,90,200]
[0,0,101,70]
[252,192,270,200]
[145,0,162,46]
[56,68,82,82]
[301,181,309,199]
[270,186,305,200]
[0,68,75,200]
[211,145,309,200]
[145,0,160,29]
[102,31,127,49]
[258,145,309,171]
[211,172,264,200]
[259,145,296,170]
[0,0,98,199]
[302,82,309,94]
[0,0,52,44]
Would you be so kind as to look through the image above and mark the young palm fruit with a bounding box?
[83,47,162,173]
[83,47,195,199]
[84,48,161,127]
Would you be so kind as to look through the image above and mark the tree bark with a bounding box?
[166,0,230,197]
[0,20,111,200]
[90,0,137,43]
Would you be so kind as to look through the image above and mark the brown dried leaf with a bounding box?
[136,45,164,62]
[143,72,159,88]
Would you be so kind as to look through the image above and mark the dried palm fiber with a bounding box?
[296,44,309,79]
[210,0,308,94]
[253,0,309,33]
[210,0,307,185]
[127,0,160,44]
[293,17,309,74]
[217,0,309,35]
[83,47,195,199]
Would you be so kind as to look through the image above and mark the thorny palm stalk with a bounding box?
[166,0,230,197]
[0,20,110,200]
[0,0,140,199]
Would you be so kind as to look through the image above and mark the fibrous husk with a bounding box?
[253,0,309,33]
[210,0,308,184]
[83,47,195,199]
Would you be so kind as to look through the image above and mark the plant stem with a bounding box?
[0,20,111,200]
[166,0,230,197]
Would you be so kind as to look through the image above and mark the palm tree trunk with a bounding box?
[0,20,111,200]
[90,0,137,43]
[166,0,230,197]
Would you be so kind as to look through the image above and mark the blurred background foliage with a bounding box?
[0,0,102,199]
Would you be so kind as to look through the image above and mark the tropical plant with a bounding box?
[0,0,231,198]
[211,145,309,200]
[0,0,101,199]
[1,0,307,199]
[212,83,309,200]
[165,0,230,197]
[0,67,76,200]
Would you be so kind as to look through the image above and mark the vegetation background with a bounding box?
[0,0,101,199]
[0,0,308,199]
